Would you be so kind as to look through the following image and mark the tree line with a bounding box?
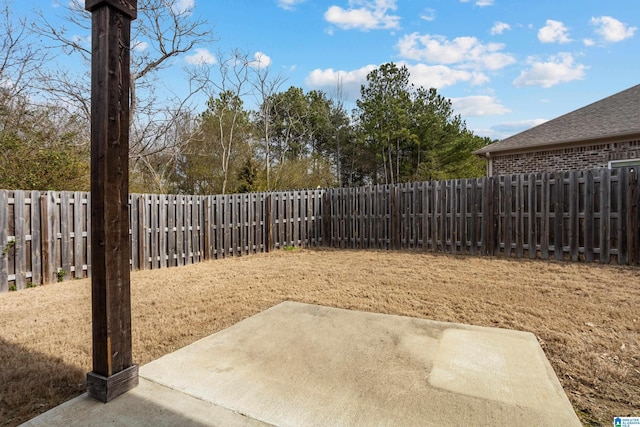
[0,0,491,195]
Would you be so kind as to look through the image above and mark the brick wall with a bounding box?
[491,139,640,175]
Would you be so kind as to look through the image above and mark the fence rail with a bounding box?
[1,168,638,292]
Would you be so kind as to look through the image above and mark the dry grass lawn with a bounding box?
[0,248,638,426]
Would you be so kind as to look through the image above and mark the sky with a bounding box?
[13,0,640,140]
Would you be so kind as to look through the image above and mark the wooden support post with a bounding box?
[85,0,138,403]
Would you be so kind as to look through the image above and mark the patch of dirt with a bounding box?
[1,248,638,426]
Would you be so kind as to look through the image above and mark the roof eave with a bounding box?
[473,130,640,157]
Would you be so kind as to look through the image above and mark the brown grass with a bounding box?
[0,248,638,426]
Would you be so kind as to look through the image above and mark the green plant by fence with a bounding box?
[0,168,638,293]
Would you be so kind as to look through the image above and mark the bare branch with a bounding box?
[32,0,216,190]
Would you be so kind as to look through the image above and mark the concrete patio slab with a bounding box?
[21,377,269,427]
[22,301,581,426]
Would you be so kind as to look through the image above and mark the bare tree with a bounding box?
[250,62,286,191]
[194,50,255,194]
[33,0,215,190]
[330,76,350,187]
[0,0,48,136]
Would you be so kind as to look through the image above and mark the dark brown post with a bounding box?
[85,0,138,403]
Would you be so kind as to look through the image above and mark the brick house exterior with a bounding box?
[474,84,640,176]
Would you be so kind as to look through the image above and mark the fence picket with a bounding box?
[73,192,84,278]
[31,191,42,286]
[14,191,26,289]
[504,176,513,257]
[158,195,167,268]
[130,194,138,270]
[629,169,639,265]
[541,173,550,259]
[600,169,611,263]
[515,175,524,258]
[584,171,595,262]
[569,172,580,261]
[554,173,565,261]
[0,190,8,292]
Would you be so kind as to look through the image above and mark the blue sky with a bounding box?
[16,0,640,140]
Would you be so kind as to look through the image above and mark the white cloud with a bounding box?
[72,34,91,49]
[460,0,494,6]
[590,16,636,42]
[171,0,194,14]
[583,38,595,47]
[449,95,510,117]
[403,63,488,89]
[305,62,488,99]
[277,0,306,11]
[490,22,511,35]
[252,51,272,68]
[324,0,401,31]
[305,65,378,99]
[133,41,148,52]
[184,48,217,65]
[420,8,435,22]
[513,53,587,88]
[538,19,572,44]
[480,119,548,139]
[396,33,515,71]
[493,119,548,134]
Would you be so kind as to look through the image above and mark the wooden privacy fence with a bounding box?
[324,168,639,264]
[0,189,325,292]
[1,168,638,293]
